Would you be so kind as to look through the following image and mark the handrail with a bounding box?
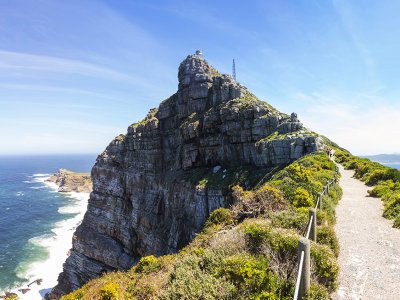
[293,162,339,300]
[314,196,320,210]
[305,215,313,240]
[293,250,305,299]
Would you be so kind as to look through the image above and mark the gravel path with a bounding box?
[333,164,400,299]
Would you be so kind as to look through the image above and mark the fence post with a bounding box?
[308,208,317,242]
[297,238,310,299]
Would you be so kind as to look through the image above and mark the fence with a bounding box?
[293,165,339,299]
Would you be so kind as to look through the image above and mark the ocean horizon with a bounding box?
[0,154,96,298]
[386,163,400,170]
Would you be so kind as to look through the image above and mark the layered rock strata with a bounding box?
[51,53,322,298]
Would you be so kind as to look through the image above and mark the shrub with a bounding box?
[310,245,339,291]
[219,254,280,299]
[306,283,329,299]
[244,223,270,253]
[383,194,400,219]
[100,282,120,300]
[317,225,339,257]
[268,209,308,232]
[162,254,234,300]
[232,185,287,220]
[286,163,311,182]
[136,255,161,273]
[368,180,394,198]
[393,214,400,228]
[293,187,313,207]
[206,208,233,227]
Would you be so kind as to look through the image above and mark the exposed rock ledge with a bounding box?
[46,169,92,193]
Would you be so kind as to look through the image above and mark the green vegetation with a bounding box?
[230,90,279,114]
[61,151,341,300]
[257,130,318,144]
[334,149,400,228]
[190,165,268,189]
[205,208,233,227]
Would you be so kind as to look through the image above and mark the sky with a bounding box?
[0,0,399,155]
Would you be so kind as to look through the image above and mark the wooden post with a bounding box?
[309,208,317,242]
[297,238,310,299]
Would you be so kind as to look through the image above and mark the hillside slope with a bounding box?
[51,52,323,298]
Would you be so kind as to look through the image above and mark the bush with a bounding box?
[268,209,308,232]
[206,208,233,227]
[317,225,339,256]
[383,194,400,219]
[310,244,339,291]
[100,282,120,300]
[232,185,288,220]
[368,180,395,198]
[244,223,270,253]
[293,187,314,207]
[394,214,400,228]
[219,254,280,299]
[306,283,329,299]
[162,254,234,300]
[136,255,160,273]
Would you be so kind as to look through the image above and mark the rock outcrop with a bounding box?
[46,169,92,193]
[51,52,322,298]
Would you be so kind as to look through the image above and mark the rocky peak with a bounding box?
[178,52,215,88]
[173,52,246,119]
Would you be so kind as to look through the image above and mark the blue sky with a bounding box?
[0,0,399,155]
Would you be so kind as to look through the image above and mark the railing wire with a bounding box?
[293,250,305,300]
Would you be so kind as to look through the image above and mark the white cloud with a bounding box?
[299,97,400,155]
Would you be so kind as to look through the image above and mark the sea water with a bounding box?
[0,154,96,298]
[387,163,400,170]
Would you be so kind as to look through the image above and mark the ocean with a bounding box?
[0,154,96,299]
[387,163,400,170]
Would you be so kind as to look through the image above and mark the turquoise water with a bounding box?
[0,155,96,292]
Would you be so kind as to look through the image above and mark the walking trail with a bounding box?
[333,164,400,299]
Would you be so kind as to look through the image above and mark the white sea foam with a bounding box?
[32,173,51,177]
[29,186,46,190]
[8,180,90,300]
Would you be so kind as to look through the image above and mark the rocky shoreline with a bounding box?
[45,169,92,193]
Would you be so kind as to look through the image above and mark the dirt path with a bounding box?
[333,164,400,299]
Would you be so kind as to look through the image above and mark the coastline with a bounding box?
[7,175,89,300]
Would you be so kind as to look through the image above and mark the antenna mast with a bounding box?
[232,58,236,81]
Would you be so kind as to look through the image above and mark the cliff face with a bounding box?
[46,169,92,193]
[51,53,322,298]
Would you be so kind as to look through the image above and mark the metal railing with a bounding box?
[293,165,339,299]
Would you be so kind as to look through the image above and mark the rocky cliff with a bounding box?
[46,169,92,193]
[51,52,322,298]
